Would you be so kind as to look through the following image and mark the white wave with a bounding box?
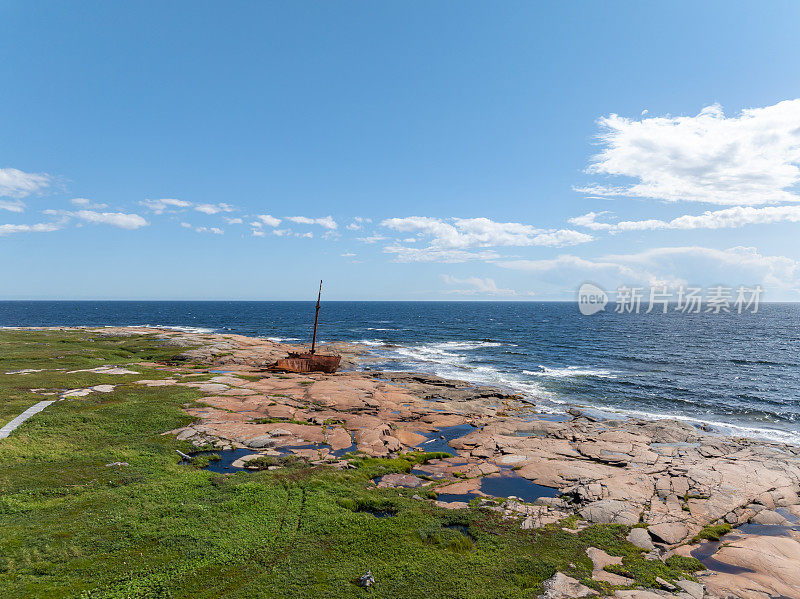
[354,339,387,347]
[524,365,617,379]
[353,337,800,447]
[125,324,217,334]
[266,336,300,342]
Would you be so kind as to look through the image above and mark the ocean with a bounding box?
[2,300,799,445]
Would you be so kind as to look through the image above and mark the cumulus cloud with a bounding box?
[346,217,371,231]
[195,202,234,215]
[195,226,224,234]
[223,217,243,225]
[571,205,800,232]
[382,216,592,249]
[0,167,51,201]
[70,198,108,209]
[568,211,614,231]
[384,245,501,263]
[577,99,800,205]
[357,234,388,244]
[379,216,592,262]
[255,214,281,227]
[441,275,519,296]
[499,246,800,294]
[286,215,337,229]
[73,210,148,229]
[0,221,65,236]
[140,198,192,214]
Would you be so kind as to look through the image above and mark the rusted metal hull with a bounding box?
[268,352,341,374]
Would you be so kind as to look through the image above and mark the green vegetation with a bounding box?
[690,522,732,543]
[343,450,453,479]
[0,330,706,598]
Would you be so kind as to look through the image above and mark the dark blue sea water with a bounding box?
[2,301,799,444]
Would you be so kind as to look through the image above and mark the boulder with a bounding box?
[648,522,689,545]
[750,509,788,525]
[626,527,655,551]
[580,499,640,526]
[675,579,704,599]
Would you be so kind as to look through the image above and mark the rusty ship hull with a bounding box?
[268,352,341,374]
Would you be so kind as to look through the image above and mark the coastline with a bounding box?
[6,326,800,597]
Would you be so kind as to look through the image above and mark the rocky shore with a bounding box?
[60,327,800,598]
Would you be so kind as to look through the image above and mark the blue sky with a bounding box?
[2,1,800,300]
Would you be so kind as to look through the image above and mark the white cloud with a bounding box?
[441,275,518,296]
[384,245,501,263]
[380,216,592,262]
[255,214,281,227]
[195,203,234,215]
[357,234,388,244]
[346,217,371,231]
[0,221,64,235]
[180,222,192,228]
[252,230,266,237]
[382,216,592,249]
[0,167,51,200]
[341,252,356,257]
[223,217,243,225]
[568,211,614,231]
[498,246,800,294]
[571,204,800,232]
[140,198,191,214]
[74,210,148,229]
[0,200,25,212]
[195,226,224,234]
[578,99,800,205]
[286,215,337,229]
[70,198,108,210]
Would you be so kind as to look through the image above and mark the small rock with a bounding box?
[105,461,129,467]
[537,572,593,599]
[270,428,293,436]
[357,570,375,588]
[676,579,704,599]
[655,576,676,591]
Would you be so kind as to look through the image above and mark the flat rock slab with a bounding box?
[68,366,139,375]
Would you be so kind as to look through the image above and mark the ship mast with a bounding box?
[310,280,322,354]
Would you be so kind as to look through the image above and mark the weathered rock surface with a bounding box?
[537,572,594,599]
[83,324,800,599]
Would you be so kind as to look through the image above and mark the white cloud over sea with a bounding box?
[380,216,592,262]
[577,99,800,206]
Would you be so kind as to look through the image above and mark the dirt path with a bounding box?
[0,400,55,440]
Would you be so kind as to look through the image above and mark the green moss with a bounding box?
[665,554,706,572]
[246,454,310,470]
[691,523,731,543]
[343,451,453,479]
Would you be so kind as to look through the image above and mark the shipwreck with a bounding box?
[267,280,341,374]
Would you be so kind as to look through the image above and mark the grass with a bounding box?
[0,329,706,598]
